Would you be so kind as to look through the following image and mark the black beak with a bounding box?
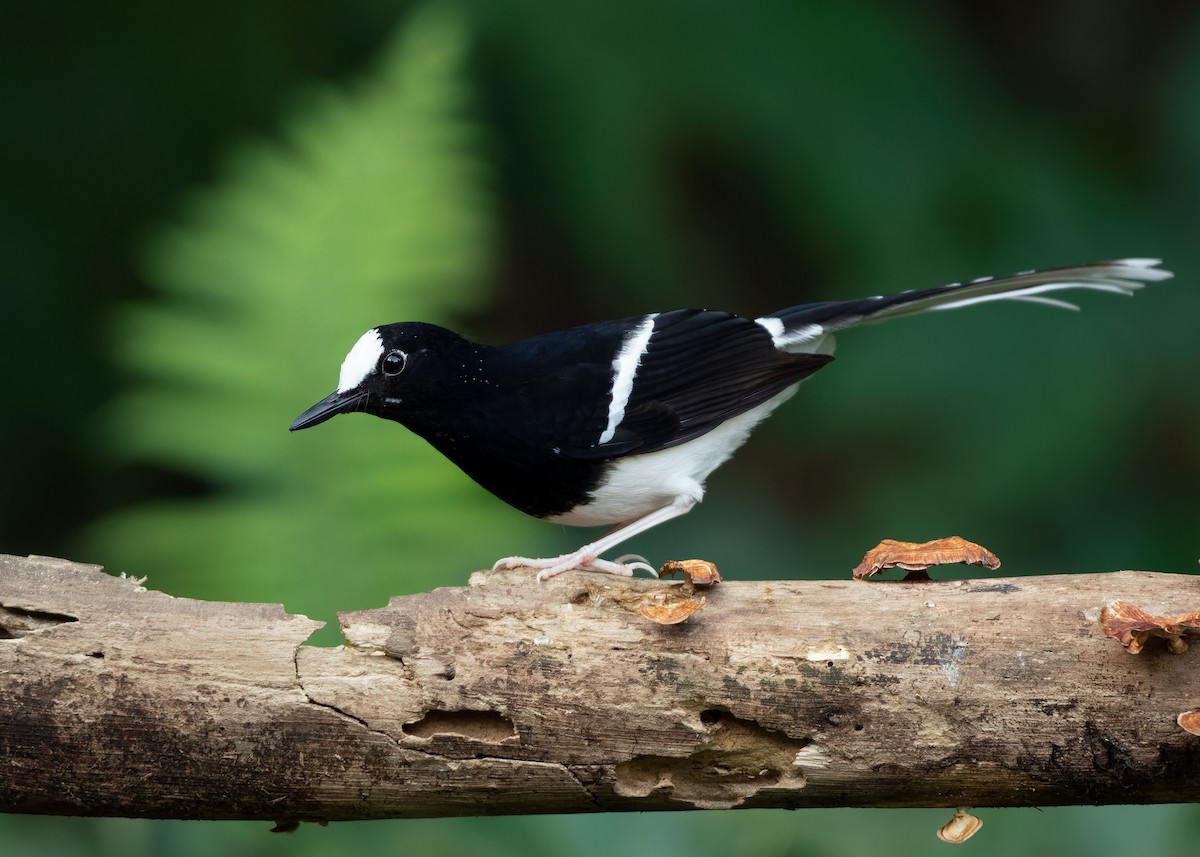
[290,389,368,431]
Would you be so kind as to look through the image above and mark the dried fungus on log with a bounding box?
[1099,599,1200,653]
[852,536,1001,580]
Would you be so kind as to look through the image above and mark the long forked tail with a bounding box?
[757,258,1173,353]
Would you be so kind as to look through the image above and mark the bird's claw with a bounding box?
[493,553,658,582]
[612,554,659,577]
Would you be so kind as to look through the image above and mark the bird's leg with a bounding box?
[493,496,698,582]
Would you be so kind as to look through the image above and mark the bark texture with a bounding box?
[1,553,1198,822]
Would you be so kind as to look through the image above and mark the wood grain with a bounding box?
[2,553,1198,822]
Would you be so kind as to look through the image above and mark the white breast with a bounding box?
[549,385,800,527]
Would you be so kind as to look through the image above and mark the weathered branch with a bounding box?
[1,553,1198,822]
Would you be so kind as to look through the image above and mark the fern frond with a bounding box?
[90,5,549,619]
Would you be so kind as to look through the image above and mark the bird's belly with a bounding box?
[547,386,799,527]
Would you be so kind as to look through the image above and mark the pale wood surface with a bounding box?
[2,553,1198,822]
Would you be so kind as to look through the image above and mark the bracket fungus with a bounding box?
[853,536,1000,581]
[637,560,722,625]
[936,807,983,844]
[1178,710,1200,737]
[1098,600,1200,654]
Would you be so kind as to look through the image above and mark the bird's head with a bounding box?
[290,322,463,432]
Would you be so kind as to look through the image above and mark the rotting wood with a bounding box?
[1,553,1198,823]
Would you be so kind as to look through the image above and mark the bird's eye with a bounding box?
[382,350,407,376]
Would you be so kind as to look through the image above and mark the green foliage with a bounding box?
[87,4,548,630]
[3,2,1195,854]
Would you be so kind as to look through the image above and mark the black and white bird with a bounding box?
[291,258,1170,581]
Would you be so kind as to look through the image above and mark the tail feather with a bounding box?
[757,258,1172,352]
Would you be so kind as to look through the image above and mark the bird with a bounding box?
[291,258,1171,581]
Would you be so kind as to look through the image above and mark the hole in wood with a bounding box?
[616,711,810,809]
[402,710,517,743]
[0,605,78,636]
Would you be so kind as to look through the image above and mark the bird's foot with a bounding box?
[493,552,658,582]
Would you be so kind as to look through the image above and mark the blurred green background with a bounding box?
[2,0,1198,854]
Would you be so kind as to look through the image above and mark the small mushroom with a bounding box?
[936,807,983,844]
[658,559,722,587]
[853,536,1000,581]
[1178,710,1200,736]
[1099,600,1200,654]
[639,596,706,625]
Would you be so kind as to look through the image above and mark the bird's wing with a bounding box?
[556,310,831,459]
